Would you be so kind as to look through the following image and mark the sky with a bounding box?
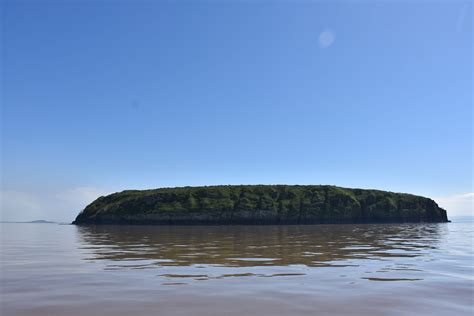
[1,0,472,222]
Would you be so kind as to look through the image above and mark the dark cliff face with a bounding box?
[73,185,448,225]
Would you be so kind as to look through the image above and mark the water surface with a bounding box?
[1,221,473,315]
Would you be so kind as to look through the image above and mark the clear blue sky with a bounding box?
[1,1,472,221]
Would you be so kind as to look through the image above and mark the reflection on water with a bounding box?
[76,224,447,281]
[2,222,472,316]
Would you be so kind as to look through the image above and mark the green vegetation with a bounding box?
[73,185,448,225]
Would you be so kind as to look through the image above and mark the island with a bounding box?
[72,185,448,225]
[0,220,57,224]
[30,220,57,224]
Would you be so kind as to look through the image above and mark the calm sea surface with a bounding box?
[1,220,473,316]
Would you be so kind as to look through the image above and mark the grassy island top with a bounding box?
[73,185,448,225]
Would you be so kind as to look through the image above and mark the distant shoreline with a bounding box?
[0,220,57,224]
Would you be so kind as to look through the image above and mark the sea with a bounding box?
[1,218,473,315]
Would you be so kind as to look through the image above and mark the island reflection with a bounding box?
[75,224,446,270]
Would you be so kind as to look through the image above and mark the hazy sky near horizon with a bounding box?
[1,1,472,221]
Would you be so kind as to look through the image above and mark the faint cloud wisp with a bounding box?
[0,190,42,221]
[434,193,474,217]
[55,187,111,206]
[0,187,113,222]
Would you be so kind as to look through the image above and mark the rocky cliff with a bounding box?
[73,185,448,225]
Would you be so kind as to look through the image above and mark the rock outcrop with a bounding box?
[73,185,448,225]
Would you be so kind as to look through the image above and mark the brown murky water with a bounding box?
[1,220,473,315]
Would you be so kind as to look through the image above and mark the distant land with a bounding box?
[0,220,57,224]
[73,185,448,225]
